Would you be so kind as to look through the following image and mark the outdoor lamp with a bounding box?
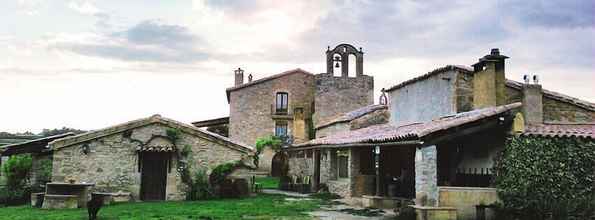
[81,144,90,155]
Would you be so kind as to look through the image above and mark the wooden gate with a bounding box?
[140,152,169,201]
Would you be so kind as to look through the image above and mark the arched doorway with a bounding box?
[271,152,288,177]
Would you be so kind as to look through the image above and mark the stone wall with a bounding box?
[438,187,499,220]
[543,97,594,123]
[229,72,316,148]
[51,123,247,201]
[455,72,474,113]
[287,153,314,177]
[314,73,374,127]
[31,153,51,186]
[507,85,594,123]
[389,70,458,125]
[316,123,350,138]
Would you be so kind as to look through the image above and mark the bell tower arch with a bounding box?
[326,44,364,77]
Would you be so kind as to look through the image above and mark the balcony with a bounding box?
[271,104,293,120]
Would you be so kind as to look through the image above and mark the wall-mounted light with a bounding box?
[81,144,90,155]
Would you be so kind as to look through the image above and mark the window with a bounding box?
[275,121,288,137]
[275,92,288,114]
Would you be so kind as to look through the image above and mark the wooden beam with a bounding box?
[284,140,422,151]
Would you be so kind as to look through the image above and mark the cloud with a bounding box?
[52,20,209,63]
[499,0,595,28]
[68,0,102,15]
[17,0,46,15]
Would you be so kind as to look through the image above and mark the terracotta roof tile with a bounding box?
[316,104,388,129]
[522,123,595,139]
[297,102,521,147]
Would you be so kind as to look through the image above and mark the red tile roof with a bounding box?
[316,104,388,129]
[297,102,521,147]
[522,123,595,139]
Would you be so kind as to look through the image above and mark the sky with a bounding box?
[1,0,594,133]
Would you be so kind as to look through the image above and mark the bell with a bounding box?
[335,62,340,68]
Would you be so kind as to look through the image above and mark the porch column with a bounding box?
[374,146,381,196]
[312,149,321,192]
[415,145,438,206]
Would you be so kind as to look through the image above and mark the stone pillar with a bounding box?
[349,148,361,197]
[326,49,333,74]
[341,53,349,77]
[356,53,363,76]
[522,84,543,124]
[312,149,321,192]
[415,145,438,206]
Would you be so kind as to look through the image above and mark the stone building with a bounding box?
[47,115,253,201]
[192,44,374,174]
[291,49,595,219]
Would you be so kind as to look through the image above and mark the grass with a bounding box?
[0,194,321,220]
[254,177,279,189]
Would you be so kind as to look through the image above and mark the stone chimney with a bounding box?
[472,48,509,109]
[522,76,543,124]
[234,68,244,86]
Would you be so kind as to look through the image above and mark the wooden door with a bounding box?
[140,152,168,201]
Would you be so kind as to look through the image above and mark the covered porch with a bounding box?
[295,103,521,219]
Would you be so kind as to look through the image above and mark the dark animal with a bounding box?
[87,194,104,220]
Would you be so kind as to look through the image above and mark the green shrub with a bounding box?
[0,155,33,205]
[209,161,243,186]
[165,128,181,142]
[187,169,214,200]
[2,155,32,188]
[494,136,595,219]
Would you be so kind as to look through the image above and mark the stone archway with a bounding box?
[270,152,288,177]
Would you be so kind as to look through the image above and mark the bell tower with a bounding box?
[314,43,374,130]
[326,44,364,77]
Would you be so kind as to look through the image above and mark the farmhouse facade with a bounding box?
[48,115,253,201]
[193,44,375,173]
[289,48,595,219]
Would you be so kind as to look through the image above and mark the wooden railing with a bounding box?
[454,168,494,187]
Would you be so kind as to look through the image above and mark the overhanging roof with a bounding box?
[0,132,75,156]
[294,102,522,148]
[191,117,229,128]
